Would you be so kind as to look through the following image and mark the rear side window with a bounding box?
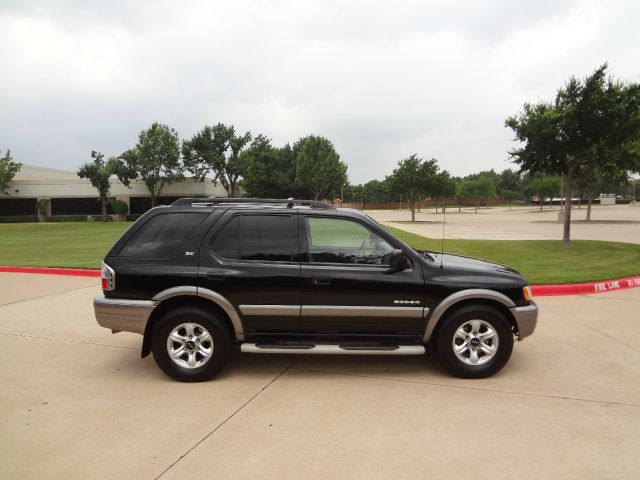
[211,214,292,262]
[120,212,206,258]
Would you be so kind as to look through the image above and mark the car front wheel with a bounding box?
[435,304,514,378]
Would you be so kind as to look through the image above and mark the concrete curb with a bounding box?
[0,265,100,277]
[531,276,640,297]
[1,265,638,297]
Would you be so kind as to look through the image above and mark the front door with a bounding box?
[299,215,426,337]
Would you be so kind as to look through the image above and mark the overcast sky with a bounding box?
[1,0,639,184]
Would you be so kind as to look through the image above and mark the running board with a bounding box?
[240,343,425,355]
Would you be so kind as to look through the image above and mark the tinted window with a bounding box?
[306,217,394,265]
[212,216,240,259]
[212,214,292,262]
[120,212,205,258]
[241,215,292,261]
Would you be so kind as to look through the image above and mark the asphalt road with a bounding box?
[0,272,638,479]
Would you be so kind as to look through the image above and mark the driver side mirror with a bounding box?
[385,249,410,274]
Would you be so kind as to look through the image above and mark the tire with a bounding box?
[435,304,513,379]
[151,307,232,382]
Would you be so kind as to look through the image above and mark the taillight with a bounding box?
[101,262,115,291]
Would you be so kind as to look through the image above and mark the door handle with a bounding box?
[312,277,331,286]
[206,271,225,281]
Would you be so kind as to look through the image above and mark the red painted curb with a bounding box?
[531,276,640,297]
[0,266,100,277]
[0,266,638,297]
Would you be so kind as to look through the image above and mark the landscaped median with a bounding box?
[0,222,638,295]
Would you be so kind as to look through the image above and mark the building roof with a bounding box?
[13,164,79,180]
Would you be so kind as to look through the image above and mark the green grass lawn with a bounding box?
[386,227,640,284]
[0,222,133,269]
[0,222,638,284]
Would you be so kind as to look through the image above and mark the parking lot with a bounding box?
[1,272,638,479]
[367,204,640,243]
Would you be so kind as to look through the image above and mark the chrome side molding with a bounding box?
[301,305,426,318]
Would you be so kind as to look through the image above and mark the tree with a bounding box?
[456,179,472,212]
[0,150,22,195]
[117,122,183,206]
[295,135,347,200]
[468,176,496,213]
[506,64,640,246]
[387,154,439,221]
[575,160,628,221]
[497,169,522,198]
[524,177,560,211]
[35,198,49,221]
[77,151,117,217]
[182,123,252,197]
[242,137,297,198]
[432,170,457,213]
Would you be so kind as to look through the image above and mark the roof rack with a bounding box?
[170,197,335,210]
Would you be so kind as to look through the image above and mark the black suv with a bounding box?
[94,198,538,381]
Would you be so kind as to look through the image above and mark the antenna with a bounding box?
[440,199,446,269]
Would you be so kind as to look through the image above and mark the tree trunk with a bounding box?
[586,191,593,221]
[560,174,564,213]
[101,198,107,217]
[435,199,438,214]
[442,199,446,214]
[411,199,416,222]
[539,194,543,211]
[562,166,575,247]
[475,201,478,213]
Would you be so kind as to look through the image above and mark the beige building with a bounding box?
[0,164,228,216]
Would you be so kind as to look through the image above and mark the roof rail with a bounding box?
[170,197,335,209]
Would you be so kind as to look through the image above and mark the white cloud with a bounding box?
[1,0,638,183]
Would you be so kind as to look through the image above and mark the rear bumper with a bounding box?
[510,301,538,340]
[94,295,156,335]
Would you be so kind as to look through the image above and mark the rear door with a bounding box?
[299,214,426,337]
[198,210,301,334]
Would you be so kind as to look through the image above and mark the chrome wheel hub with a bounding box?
[167,322,214,369]
[452,319,499,366]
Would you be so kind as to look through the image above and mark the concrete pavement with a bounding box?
[366,203,640,243]
[0,272,638,479]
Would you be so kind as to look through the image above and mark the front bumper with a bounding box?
[510,301,538,340]
[94,295,156,335]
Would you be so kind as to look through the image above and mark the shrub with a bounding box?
[0,215,38,223]
[45,215,88,222]
[110,200,129,219]
[89,215,113,222]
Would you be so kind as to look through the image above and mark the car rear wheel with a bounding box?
[152,307,231,382]
[435,304,513,378]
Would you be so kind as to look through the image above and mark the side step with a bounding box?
[240,343,425,355]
